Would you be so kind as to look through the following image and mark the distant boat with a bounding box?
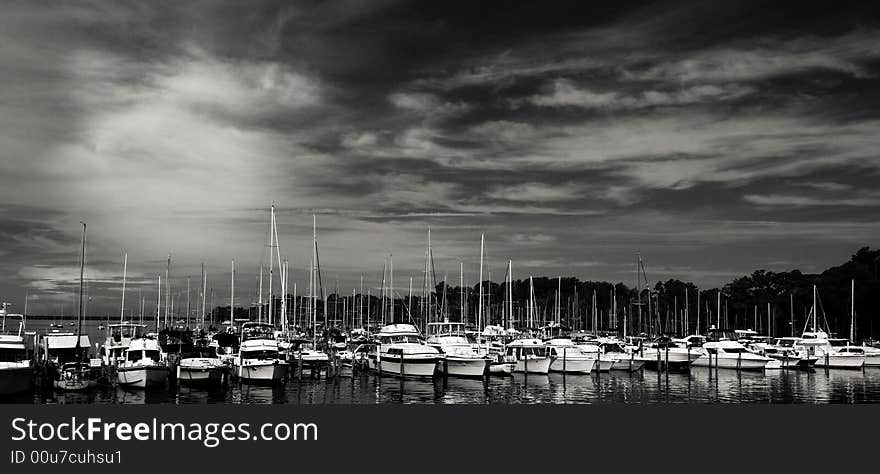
[427,321,489,378]
[366,324,440,378]
[116,331,169,388]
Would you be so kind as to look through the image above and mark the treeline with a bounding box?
[211,247,879,342]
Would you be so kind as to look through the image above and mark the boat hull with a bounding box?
[549,358,595,374]
[375,356,438,378]
[641,349,700,370]
[0,367,34,396]
[691,355,769,370]
[513,357,552,375]
[236,361,287,384]
[863,354,880,367]
[116,366,169,389]
[177,365,225,385]
[610,356,646,371]
[440,357,489,378]
[488,362,514,376]
[814,354,864,369]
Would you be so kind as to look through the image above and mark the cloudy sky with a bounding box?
[2,0,879,316]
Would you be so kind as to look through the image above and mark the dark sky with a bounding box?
[1,0,878,316]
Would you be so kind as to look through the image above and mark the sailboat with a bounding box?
[54,223,99,391]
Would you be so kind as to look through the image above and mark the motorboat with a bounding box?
[690,340,772,370]
[594,338,648,371]
[41,330,103,390]
[544,338,595,374]
[636,336,701,370]
[505,338,551,374]
[796,331,864,369]
[177,343,226,385]
[101,322,143,367]
[753,337,818,369]
[574,341,616,371]
[827,339,880,367]
[0,304,33,396]
[479,325,515,376]
[55,362,98,391]
[234,322,288,384]
[365,324,441,378]
[427,322,489,378]
[116,332,170,388]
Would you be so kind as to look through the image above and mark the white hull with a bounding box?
[236,361,287,383]
[863,354,880,367]
[814,354,865,369]
[610,356,646,371]
[691,355,769,370]
[642,349,700,369]
[0,367,33,396]
[177,365,225,384]
[54,379,97,391]
[513,357,552,374]
[376,357,438,378]
[489,362,514,375]
[117,366,169,388]
[549,358,595,374]
[441,357,488,378]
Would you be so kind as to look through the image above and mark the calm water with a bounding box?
[11,318,880,404]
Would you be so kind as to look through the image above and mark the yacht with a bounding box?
[479,325,515,375]
[594,338,648,371]
[116,331,170,388]
[101,323,143,367]
[234,322,288,384]
[0,304,33,396]
[544,338,596,374]
[753,337,818,369]
[637,336,701,370]
[690,340,772,370]
[427,322,489,378]
[794,332,865,369]
[574,341,616,371]
[366,324,441,378]
[506,337,551,374]
[177,342,226,385]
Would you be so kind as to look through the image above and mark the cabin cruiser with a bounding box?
[637,336,701,370]
[234,322,288,384]
[177,342,226,385]
[41,330,103,390]
[427,322,489,378]
[574,341,616,371]
[101,322,143,366]
[751,337,818,369]
[116,331,170,388]
[544,338,596,374]
[593,337,648,371]
[795,331,864,369]
[0,304,33,396]
[826,339,880,367]
[690,340,772,370]
[506,337,551,374]
[479,325,515,375]
[364,324,440,378]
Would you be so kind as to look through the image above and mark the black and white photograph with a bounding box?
[2,0,880,406]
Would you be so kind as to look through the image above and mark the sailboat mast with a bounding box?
[258,264,263,323]
[201,263,207,329]
[76,222,86,354]
[156,274,161,331]
[850,279,855,343]
[556,276,561,325]
[478,234,484,331]
[186,276,191,329]
[460,262,464,324]
[165,254,171,328]
[390,255,394,323]
[507,260,512,329]
[312,214,317,345]
[120,252,127,324]
[268,206,275,327]
[230,259,235,327]
[812,284,817,332]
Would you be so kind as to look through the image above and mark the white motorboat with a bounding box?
[55,362,98,391]
[796,333,865,369]
[594,338,648,371]
[367,324,441,378]
[575,341,616,371]
[427,322,489,378]
[752,337,818,369]
[234,322,288,384]
[177,344,226,385]
[637,337,701,370]
[544,338,595,374]
[506,338,551,374]
[0,305,33,396]
[690,340,772,370]
[116,334,170,389]
[101,323,143,367]
[480,325,515,375]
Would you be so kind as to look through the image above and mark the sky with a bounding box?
[1,0,879,317]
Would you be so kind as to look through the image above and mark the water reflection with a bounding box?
[14,367,880,404]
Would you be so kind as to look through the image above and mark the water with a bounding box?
[0,367,874,404]
[12,317,880,404]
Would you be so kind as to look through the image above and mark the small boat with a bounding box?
[506,338,551,374]
[0,304,33,396]
[753,337,818,369]
[177,343,225,385]
[594,338,648,371]
[637,336,701,370]
[480,325,515,376]
[427,321,489,378]
[833,345,880,366]
[544,338,596,374]
[365,324,441,378]
[116,332,170,388]
[234,322,288,384]
[796,333,865,369]
[54,362,98,391]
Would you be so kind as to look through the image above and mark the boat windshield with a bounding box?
[127,350,161,362]
[241,325,275,341]
[242,350,278,359]
[776,339,796,347]
[828,340,848,347]
[721,347,748,354]
[380,335,422,344]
